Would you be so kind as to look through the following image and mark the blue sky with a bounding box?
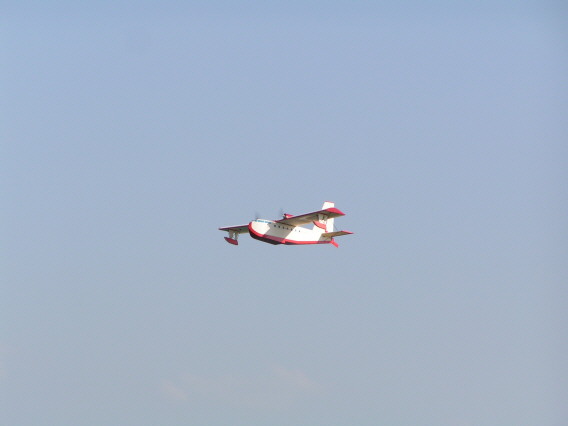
[2,2,567,425]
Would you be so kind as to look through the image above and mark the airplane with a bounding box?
[219,201,352,247]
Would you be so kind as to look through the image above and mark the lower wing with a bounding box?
[218,224,249,234]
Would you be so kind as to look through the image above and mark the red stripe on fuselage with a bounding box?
[247,222,330,246]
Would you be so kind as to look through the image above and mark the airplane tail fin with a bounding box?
[313,201,335,233]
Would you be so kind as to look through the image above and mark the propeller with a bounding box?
[279,208,294,220]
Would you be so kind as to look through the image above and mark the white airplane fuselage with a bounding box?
[220,201,351,247]
[248,219,333,245]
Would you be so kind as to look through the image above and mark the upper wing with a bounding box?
[218,224,250,234]
[275,207,345,227]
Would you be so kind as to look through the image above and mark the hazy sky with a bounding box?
[2,1,567,425]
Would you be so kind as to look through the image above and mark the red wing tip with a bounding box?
[224,237,239,245]
[325,207,345,215]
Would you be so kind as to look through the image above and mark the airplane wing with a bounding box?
[275,207,345,227]
[219,223,249,245]
[218,224,249,233]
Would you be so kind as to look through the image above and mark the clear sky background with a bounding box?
[2,1,567,425]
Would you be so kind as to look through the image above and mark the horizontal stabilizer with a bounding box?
[322,230,353,238]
